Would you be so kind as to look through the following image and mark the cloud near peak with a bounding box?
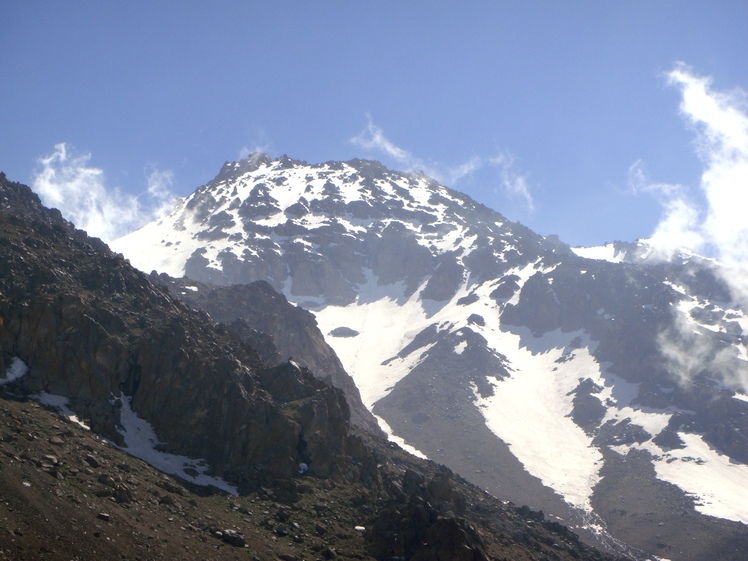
[32,143,176,243]
[350,116,535,212]
[641,64,748,270]
[640,65,748,391]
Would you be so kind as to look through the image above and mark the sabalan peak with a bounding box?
[2,171,622,561]
[111,154,748,561]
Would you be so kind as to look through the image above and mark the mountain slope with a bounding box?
[112,155,748,560]
[0,171,623,561]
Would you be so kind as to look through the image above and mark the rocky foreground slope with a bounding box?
[0,172,620,560]
[111,154,748,561]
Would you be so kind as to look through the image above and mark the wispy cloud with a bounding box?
[658,306,748,391]
[32,143,176,242]
[639,63,748,270]
[628,160,704,258]
[145,167,177,219]
[351,116,535,212]
[489,153,535,213]
[238,129,272,161]
[351,117,413,165]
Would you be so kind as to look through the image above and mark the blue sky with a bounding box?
[2,1,747,248]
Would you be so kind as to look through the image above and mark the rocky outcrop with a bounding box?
[148,274,381,435]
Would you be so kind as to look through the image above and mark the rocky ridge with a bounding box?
[0,175,353,485]
[146,273,380,435]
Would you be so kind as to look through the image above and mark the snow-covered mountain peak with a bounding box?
[112,154,556,306]
[112,154,748,559]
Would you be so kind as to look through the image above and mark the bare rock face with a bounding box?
[501,271,562,334]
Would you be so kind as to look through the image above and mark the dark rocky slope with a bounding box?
[0,173,619,560]
[0,394,619,561]
[147,273,381,435]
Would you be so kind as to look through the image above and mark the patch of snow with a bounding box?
[734,392,748,403]
[454,341,468,355]
[313,278,435,408]
[0,357,28,385]
[638,433,748,524]
[30,392,90,429]
[472,328,605,512]
[601,403,673,441]
[571,244,625,263]
[375,415,427,459]
[113,395,238,495]
[111,202,202,277]
[503,261,544,307]
[663,280,688,295]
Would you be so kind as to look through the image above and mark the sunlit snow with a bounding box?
[472,328,605,512]
[571,243,626,263]
[313,271,435,409]
[635,434,748,524]
[375,415,427,459]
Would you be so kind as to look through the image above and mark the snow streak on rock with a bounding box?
[113,395,238,495]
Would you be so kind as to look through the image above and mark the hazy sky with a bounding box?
[2,1,746,248]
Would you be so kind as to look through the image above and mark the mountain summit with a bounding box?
[112,153,556,302]
[112,154,748,560]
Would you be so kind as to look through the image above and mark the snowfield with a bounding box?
[472,328,606,512]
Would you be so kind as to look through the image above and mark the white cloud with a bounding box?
[667,63,748,269]
[658,304,748,392]
[238,129,272,161]
[351,115,534,211]
[32,143,176,243]
[238,146,270,162]
[489,153,535,213]
[634,65,748,284]
[350,116,431,177]
[628,160,703,260]
[145,167,176,219]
